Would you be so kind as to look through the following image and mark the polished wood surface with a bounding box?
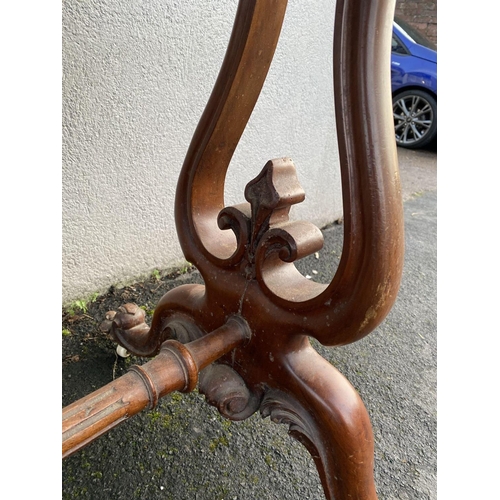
[63,316,249,458]
[63,1,403,498]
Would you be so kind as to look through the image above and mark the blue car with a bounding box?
[391,17,437,149]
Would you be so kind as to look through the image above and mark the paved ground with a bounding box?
[62,145,436,499]
[397,144,437,202]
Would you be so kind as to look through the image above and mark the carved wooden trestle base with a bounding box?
[62,1,404,499]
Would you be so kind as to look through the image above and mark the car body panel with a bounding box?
[391,54,437,95]
[391,20,437,97]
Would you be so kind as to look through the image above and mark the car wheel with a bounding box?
[392,89,437,149]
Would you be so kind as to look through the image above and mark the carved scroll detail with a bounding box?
[199,364,261,421]
[100,284,207,357]
[218,158,324,280]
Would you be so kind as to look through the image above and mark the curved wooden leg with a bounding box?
[261,345,377,500]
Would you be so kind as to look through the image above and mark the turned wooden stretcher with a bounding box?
[62,1,404,498]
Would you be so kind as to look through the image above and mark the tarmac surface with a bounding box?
[62,145,437,499]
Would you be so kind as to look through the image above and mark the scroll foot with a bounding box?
[262,345,378,500]
[99,303,150,355]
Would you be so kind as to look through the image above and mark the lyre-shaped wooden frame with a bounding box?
[62,0,404,498]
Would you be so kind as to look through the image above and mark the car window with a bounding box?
[392,34,408,55]
[394,17,436,51]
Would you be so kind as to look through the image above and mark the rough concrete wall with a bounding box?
[395,1,437,44]
[62,0,341,304]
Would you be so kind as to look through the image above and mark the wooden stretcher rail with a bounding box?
[63,317,249,458]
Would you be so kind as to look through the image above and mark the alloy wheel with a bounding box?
[393,91,436,148]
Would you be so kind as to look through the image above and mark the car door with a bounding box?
[391,33,410,93]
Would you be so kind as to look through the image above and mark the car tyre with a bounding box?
[392,89,437,149]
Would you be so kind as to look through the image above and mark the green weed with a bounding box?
[139,305,155,316]
[65,292,99,316]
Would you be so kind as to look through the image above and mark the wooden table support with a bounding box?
[62,0,404,498]
[62,315,250,459]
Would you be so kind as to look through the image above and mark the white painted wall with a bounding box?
[62,0,342,304]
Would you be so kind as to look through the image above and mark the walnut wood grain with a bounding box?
[63,1,403,498]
